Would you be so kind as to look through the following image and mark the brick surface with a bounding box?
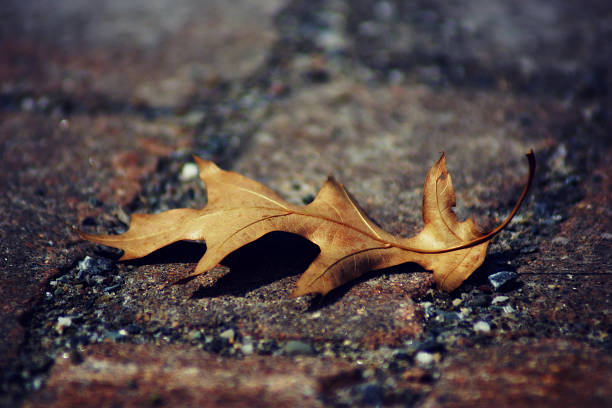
[24,343,357,408]
[1,0,610,407]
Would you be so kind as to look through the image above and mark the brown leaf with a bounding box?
[80,151,535,296]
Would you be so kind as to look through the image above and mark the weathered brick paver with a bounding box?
[1,1,610,406]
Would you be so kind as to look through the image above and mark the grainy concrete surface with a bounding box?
[1,1,610,407]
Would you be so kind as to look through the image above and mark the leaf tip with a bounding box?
[193,156,221,180]
[78,229,102,244]
[430,151,449,180]
[78,229,130,260]
[325,175,341,186]
[526,148,536,173]
[192,155,208,166]
[437,151,446,165]
[290,285,322,298]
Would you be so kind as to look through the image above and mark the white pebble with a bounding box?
[415,351,434,366]
[56,316,72,333]
[419,302,433,309]
[179,162,199,181]
[241,343,254,355]
[492,296,509,304]
[473,321,491,333]
[502,305,516,314]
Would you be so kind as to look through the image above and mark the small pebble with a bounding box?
[179,162,199,181]
[362,368,375,379]
[188,330,202,340]
[284,340,314,356]
[219,329,235,343]
[473,321,491,333]
[415,351,434,366]
[520,245,538,254]
[374,1,394,19]
[241,342,254,355]
[552,236,569,246]
[301,194,315,204]
[55,316,72,333]
[309,311,321,319]
[77,256,114,275]
[104,330,126,342]
[86,274,106,286]
[488,271,518,290]
[115,207,130,226]
[102,284,121,293]
[57,275,70,283]
[435,311,460,322]
[502,305,516,314]
[492,295,509,304]
[460,307,472,316]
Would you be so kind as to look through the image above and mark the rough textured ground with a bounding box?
[1,1,611,407]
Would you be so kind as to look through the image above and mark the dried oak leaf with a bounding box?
[80,151,535,297]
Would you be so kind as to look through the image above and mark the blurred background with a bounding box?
[1,1,611,407]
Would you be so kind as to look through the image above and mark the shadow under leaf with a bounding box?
[124,240,207,266]
[191,231,320,298]
[461,250,522,288]
[119,232,521,302]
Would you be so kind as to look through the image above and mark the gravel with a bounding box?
[488,271,519,290]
